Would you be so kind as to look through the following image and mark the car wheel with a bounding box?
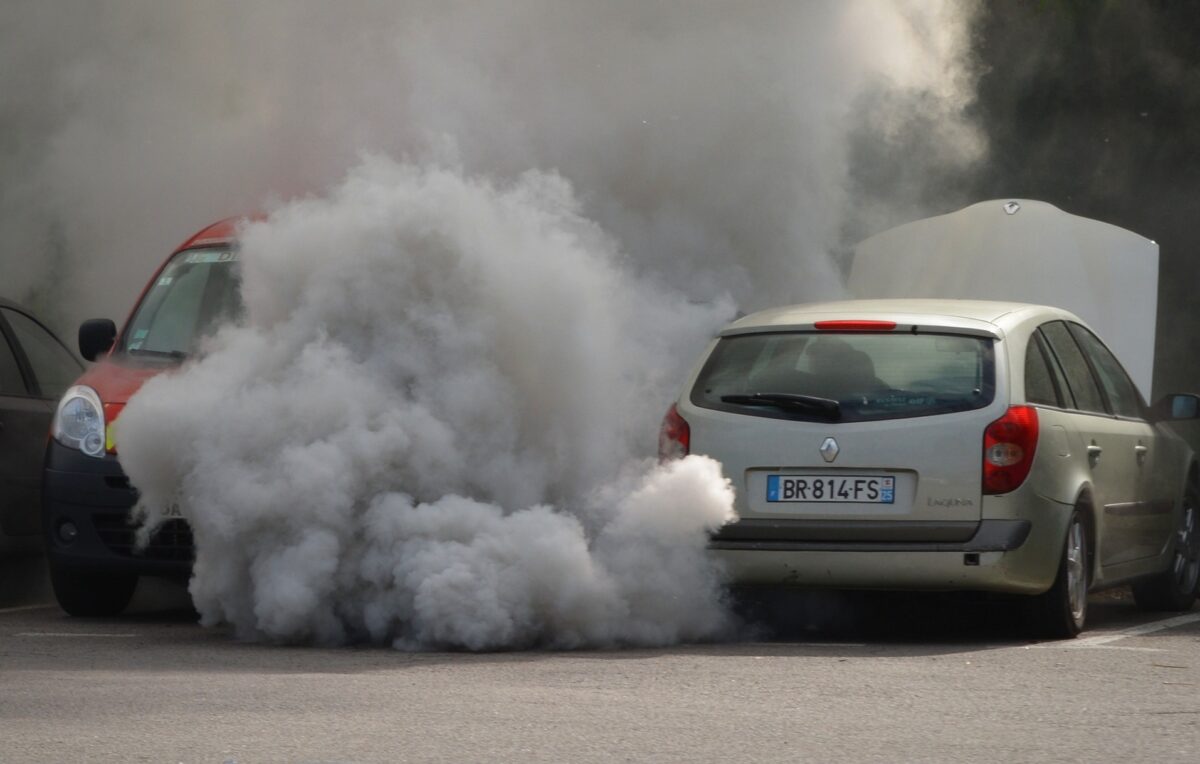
[1132,481,1200,612]
[49,561,137,617]
[1026,510,1088,639]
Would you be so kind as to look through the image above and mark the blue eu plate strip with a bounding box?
[766,475,780,502]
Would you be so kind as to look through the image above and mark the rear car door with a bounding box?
[0,309,83,537]
[1038,321,1150,567]
[1068,323,1166,561]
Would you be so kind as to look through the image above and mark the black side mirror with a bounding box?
[78,319,117,362]
[1152,393,1200,421]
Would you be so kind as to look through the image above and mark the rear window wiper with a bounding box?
[720,393,841,421]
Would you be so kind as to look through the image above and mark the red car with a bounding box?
[43,218,244,615]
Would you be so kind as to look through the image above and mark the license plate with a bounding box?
[766,475,895,504]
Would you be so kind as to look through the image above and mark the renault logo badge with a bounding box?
[819,437,839,463]
[1003,201,1021,215]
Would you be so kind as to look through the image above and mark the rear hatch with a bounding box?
[683,317,1007,543]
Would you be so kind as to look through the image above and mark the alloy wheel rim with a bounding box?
[1173,498,1200,595]
[1066,519,1087,623]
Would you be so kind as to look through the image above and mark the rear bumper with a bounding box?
[710,519,1030,551]
[42,440,192,578]
[711,490,1072,595]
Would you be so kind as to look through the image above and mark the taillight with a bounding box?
[983,405,1039,494]
[658,404,690,461]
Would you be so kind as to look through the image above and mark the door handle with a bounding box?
[1134,444,1148,465]
[1086,444,1103,466]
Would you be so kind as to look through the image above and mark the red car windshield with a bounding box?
[121,248,242,359]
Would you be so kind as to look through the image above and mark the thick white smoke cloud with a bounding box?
[5,2,985,648]
[0,1,982,330]
[116,161,737,648]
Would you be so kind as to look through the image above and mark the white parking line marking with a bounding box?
[0,604,55,615]
[1053,613,1200,649]
[1066,645,1167,652]
[14,632,139,638]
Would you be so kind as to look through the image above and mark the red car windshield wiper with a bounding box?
[127,348,188,361]
[720,392,841,421]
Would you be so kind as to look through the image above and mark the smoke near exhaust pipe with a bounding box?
[4,2,984,648]
[116,162,739,648]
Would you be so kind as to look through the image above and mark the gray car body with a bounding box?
[677,299,1194,595]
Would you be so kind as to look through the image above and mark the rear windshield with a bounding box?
[121,247,242,360]
[691,331,995,423]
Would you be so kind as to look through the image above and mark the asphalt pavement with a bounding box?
[2,563,1198,763]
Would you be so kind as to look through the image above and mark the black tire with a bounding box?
[1026,510,1089,639]
[49,562,137,617]
[1132,481,1199,612]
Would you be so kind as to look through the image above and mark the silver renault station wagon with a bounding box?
[660,299,1200,637]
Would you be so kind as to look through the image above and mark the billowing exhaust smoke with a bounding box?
[1,2,982,332]
[116,161,737,649]
[6,2,986,648]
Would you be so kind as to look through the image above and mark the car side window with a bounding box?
[1023,333,1061,407]
[1,308,83,399]
[1037,330,1075,408]
[1068,323,1144,419]
[0,329,28,395]
[1039,321,1107,414]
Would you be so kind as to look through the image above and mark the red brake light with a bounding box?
[983,405,1039,494]
[658,404,690,461]
[814,320,897,332]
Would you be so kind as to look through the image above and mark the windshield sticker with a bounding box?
[157,276,173,286]
[183,250,238,264]
[133,329,149,340]
[129,341,143,351]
